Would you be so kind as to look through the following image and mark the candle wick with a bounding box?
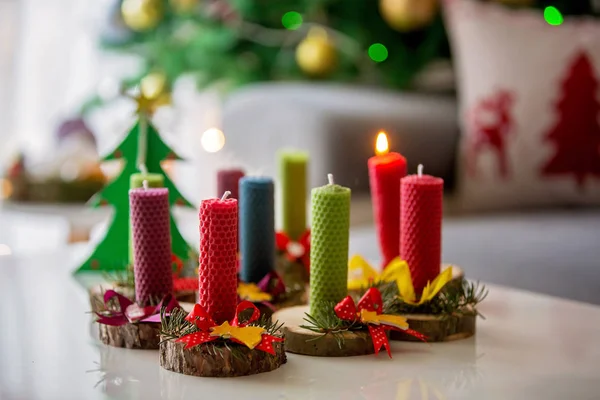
[327,173,334,185]
[221,191,231,200]
[139,164,148,175]
[418,164,424,177]
[142,180,149,190]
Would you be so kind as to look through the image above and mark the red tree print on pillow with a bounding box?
[467,89,516,179]
[541,52,600,189]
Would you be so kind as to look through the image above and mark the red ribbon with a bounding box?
[175,301,284,355]
[96,290,179,326]
[334,288,427,358]
[276,230,310,274]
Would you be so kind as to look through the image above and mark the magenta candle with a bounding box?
[130,186,173,305]
[217,169,245,199]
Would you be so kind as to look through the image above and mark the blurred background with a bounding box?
[0,0,599,302]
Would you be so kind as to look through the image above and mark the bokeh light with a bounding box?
[368,43,388,62]
[201,128,226,153]
[282,11,303,30]
[544,6,563,26]
[0,244,12,256]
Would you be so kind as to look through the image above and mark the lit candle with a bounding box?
[239,177,275,283]
[130,182,173,305]
[400,164,443,295]
[309,174,351,317]
[368,132,407,268]
[198,191,238,323]
[278,150,309,240]
[216,168,245,200]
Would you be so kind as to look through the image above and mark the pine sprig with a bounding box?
[103,264,135,289]
[300,301,363,349]
[384,280,488,318]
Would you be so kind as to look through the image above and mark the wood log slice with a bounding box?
[99,322,161,349]
[159,337,286,377]
[272,305,375,357]
[390,313,476,342]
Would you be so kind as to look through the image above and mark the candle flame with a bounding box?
[375,131,389,156]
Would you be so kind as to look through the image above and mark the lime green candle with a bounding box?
[130,173,164,189]
[279,150,309,240]
[309,174,351,317]
[129,173,164,264]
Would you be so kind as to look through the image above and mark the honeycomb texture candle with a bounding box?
[279,150,308,240]
[309,178,351,317]
[400,173,443,295]
[368,152,407,268]
[198,197,238,323]
[239,177,275,283]
[130,187,173,306]
[129,173,164,264]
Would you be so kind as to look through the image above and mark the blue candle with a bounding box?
[239,177,275,283]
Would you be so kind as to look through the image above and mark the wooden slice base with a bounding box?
[272,305,375,357]
[99,321,161,349]
[159,337,287,377]
[390,313,476,342]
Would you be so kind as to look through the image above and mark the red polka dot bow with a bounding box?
[276,230,310,274]
[176,301,283,354]
[334,288,427,357]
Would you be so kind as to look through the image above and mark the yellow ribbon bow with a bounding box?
[348,255,453,305]
[210,321,266,349]
[360,309,409,330]
[237,283,273,302]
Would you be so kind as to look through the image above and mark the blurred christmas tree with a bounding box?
[86,0,598,112]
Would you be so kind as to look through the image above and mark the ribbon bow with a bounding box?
[276,230,311,272]
[176,301,283,354]
[334,288,426,357]
[96,290,179,326]
[348,255,453,305]
[237,271,286,311]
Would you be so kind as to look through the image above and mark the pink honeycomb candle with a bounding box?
[130,185,173,306]
[198,192,238,323]
[400,165,443,295]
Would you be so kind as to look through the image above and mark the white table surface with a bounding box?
[2,247,600,400]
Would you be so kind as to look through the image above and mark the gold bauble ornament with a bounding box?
[379,0,437,32]
[295,28,338,78]
[170,0,199,13]
[121,0,163,31]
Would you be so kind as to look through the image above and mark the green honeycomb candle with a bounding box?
[309,174,351,317]
[279,150,309,240]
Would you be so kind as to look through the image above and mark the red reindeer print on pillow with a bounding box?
[466,89,516,179]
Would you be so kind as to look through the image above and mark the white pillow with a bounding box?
[443,0,600,210]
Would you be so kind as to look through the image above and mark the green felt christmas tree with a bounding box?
[75,100,196,273]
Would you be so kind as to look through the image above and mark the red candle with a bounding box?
[217,169,245,199]
[198,193,238,323]
[130,185,173,306]
[368,132,407,268]
[400,165,443,295]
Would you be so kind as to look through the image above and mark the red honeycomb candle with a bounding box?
[400,165,443,295]
[368,132,407,268]
[130,186,173,306]
[198,193,238,323]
